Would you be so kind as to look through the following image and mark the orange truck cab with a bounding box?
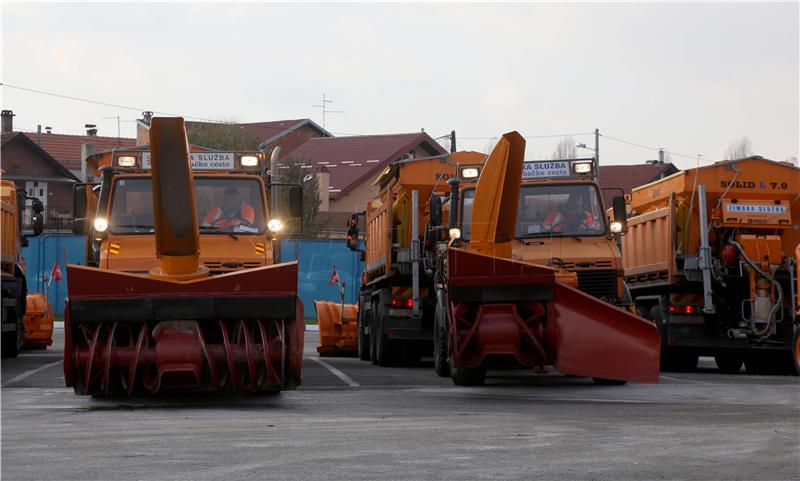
[72,149,300,275]
[454,157,630,306]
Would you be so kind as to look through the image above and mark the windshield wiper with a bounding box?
[199,225,238,240]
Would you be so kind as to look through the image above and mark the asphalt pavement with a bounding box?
[2,328,798,481]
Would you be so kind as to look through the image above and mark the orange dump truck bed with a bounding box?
[624,157,799,285]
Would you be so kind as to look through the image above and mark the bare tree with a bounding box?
[724,137,754,160]
[551,136,577,160]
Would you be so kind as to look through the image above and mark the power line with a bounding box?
[601,133,717,163]
[457,131,594,140]
[1,82,225,123]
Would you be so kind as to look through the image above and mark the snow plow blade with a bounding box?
[315,300,358,356]
[447,247,660,383]
[23,293,54,349]
[65,262,303,395]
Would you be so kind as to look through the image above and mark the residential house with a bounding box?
[598,162,679,207]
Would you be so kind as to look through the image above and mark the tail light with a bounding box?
[669,305,698,315]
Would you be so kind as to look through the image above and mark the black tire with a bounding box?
[373,299,395,367]
[370,299,379,365]
[1,308,23,359]
[792,328,800,376]
[433,291,450,377]
[357,297,371,362]
[714,353,744,374]
[744,351,773,375]
[650,306,697,372]
[451,366,486,386]
[592,377,627,386]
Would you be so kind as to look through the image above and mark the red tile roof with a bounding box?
[22,132,136,170]
[284,132,447,200]
[598,163,679,206]
[185,119,331,146]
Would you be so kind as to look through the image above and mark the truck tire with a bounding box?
[451,366,485,386]
[370,299,379,365]
[714,353,744,374]
[792,328,800,376]
[373,300,396,367]
[357,296,371,361]
[433,292,450,377]
[649,305,697,372]
[1,307,23,358]
[592,377,627,385]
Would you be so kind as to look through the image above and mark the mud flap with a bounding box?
[552,283,660,383]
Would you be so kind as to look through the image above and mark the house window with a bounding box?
[24,180,48,224]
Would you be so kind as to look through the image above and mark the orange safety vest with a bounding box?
[203,203,255,229]
[543,209,594,232]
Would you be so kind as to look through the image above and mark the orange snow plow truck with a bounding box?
[623,156,799,375]
[347,135,660,385]
[64,117,305,395]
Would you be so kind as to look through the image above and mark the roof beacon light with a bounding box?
[117,156,137,167]
[241,155,258,167]
[461,167,480,179]
[573,162,593,175]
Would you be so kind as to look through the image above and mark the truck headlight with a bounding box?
[94,217,109,232]
[573,162,593,174]
[449,227,461,240]
[241,155,258,167]
[609,221,623,233]
[461,167,479,179]
[267,219,283,232]
[117,156,137,167]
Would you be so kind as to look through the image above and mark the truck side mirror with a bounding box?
[31,211,44,236]
[346,214,359,251]
[73,183,88,219]
[429,195,442,227]
[612,195,627,228]
[288,185,303,219]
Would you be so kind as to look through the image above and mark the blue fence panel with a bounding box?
[22,234,87,317]
[280,239,363,320]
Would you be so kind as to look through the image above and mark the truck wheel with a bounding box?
[433,293,450,377]
[1,308,23,358]
[792,329,800,376]
[373,300,395,367]
[357,297,371,362]
[714,354,744,374]
[370,299,379,365]
[592,377,627,385]
[451,366,485,386]
[649,306,697,372]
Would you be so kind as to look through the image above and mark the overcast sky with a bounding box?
[2,2,798,169]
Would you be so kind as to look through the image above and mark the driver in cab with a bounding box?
[543,193,595,233]
[203,187,255,230]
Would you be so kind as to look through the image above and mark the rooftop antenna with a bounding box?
[102,115,135,145]
[312,93,345,129]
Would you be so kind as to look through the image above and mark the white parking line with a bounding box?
[308,357,360,387]
[2,360,63,387]
[660,375,712,385]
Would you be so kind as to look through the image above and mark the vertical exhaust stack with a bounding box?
[147,117,208,280]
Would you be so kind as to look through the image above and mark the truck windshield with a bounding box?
[109,177,265,235]
[460,184,606,240]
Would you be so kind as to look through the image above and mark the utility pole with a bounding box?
[312,93,345,129]
[594,128,600,181]
[102,115,121,146]
[450,130,457,153]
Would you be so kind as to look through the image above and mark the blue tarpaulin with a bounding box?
[21,234,87,317]
[280,239,363,320]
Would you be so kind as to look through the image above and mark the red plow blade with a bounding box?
[447,247,660,383]
[64,262,303,395]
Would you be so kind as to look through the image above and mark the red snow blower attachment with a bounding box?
[64,117,303,395]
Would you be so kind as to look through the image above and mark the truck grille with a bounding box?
[576,269,617,300]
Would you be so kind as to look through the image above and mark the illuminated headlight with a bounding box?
[461,167,480,179]
[94,217,109,232]
[241,155,259,167]
[449,227,461,240]
[117,156,137,167]
[267,219,284,232]
[609,221,623,234]
[573,162,593,174]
